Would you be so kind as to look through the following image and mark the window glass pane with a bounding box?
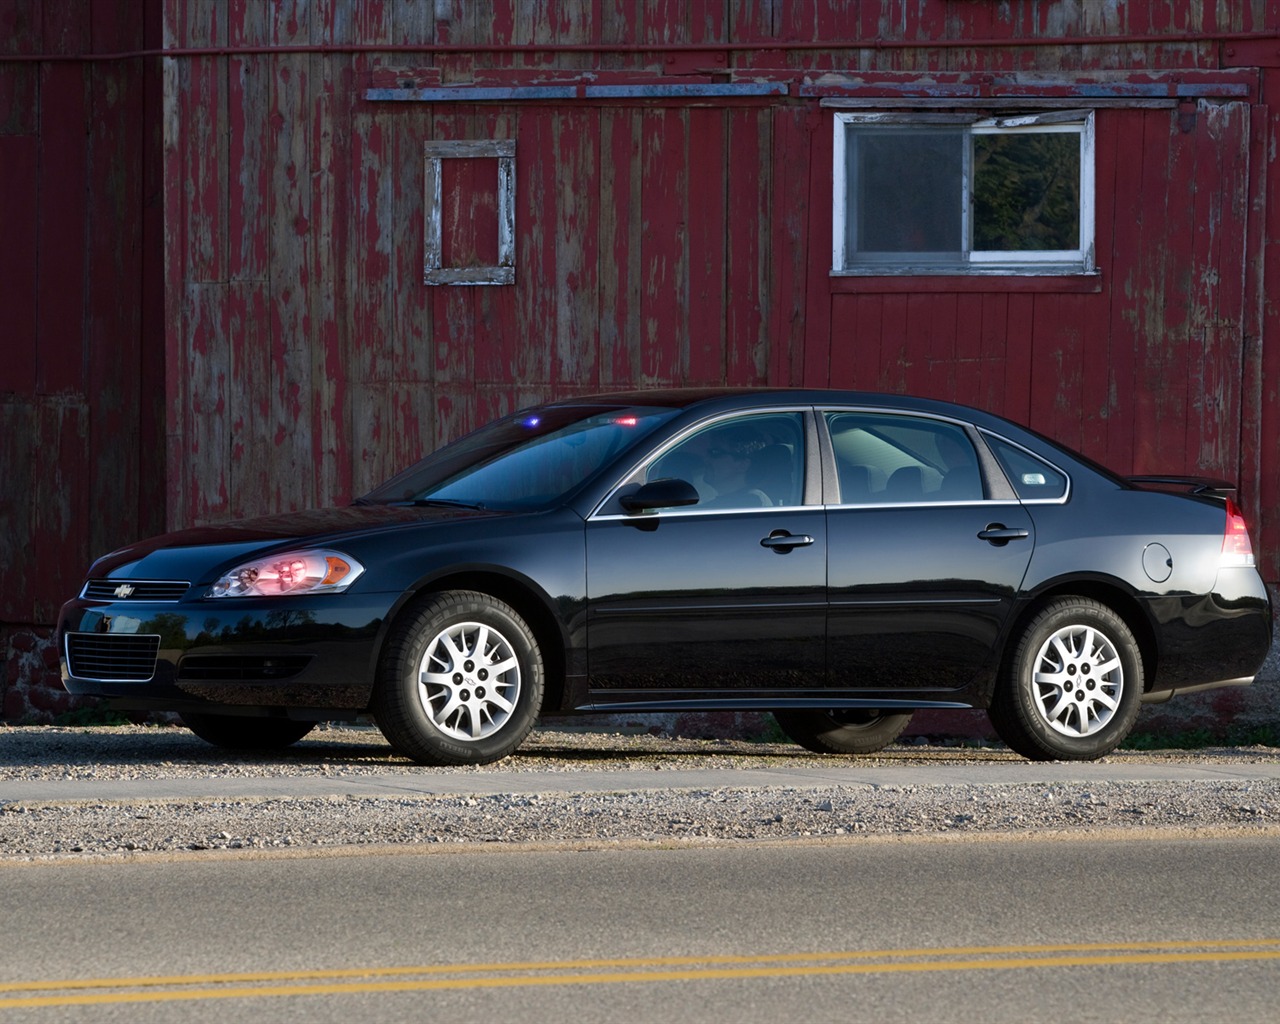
[972,132,1080,251]
[826,414,984,504]
[848,128,964,256]
[646,413,805,509]
[986,436,1068,500]
[364,405,679,510]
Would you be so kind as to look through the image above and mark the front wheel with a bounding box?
[180,713,315,750]
[773,709,913,755]
[373,591,544,766]
[989,597,1143,761]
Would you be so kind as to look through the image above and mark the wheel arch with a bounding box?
[1000,577,1158,694]
[373,569,570,715]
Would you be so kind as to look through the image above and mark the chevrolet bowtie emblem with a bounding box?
[113,584,136,599]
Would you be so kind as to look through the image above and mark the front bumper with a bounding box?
[58,593,392,711]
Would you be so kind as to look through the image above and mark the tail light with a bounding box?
[1220,498,1256,567]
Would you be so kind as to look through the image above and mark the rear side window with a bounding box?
[985,435,1069,500]
[825,413,984,504]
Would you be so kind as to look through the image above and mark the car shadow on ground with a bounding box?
[0,723,1028,774]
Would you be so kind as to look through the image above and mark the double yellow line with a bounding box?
[4,939,1280,1009]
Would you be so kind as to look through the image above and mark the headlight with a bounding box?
[206,549,365,598]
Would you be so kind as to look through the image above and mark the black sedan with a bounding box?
[59,389,1272,763]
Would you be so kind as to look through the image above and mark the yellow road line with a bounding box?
[3,938,1280,994]
[3,941,1279,1010]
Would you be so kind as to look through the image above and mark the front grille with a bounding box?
[178,655,312,681]
[65,633,161,682]
[82,580,191,602]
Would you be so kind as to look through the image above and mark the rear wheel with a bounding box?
[773,709,913,755]
[989,597,1142,761]
[180,713,315,750]
[373,590,544,766]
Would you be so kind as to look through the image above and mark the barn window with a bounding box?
[832,111,1095,276]
[423,139,516,285]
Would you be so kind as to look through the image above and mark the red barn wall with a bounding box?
[4,0,1280,718]
[0,0,165,717]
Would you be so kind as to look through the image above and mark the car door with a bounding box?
[822,409,1034,694]
[584,410,826,694]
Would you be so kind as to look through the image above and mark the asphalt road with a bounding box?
[2,835,1279,1023]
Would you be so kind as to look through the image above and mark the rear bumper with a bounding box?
[1143,567,1273,697]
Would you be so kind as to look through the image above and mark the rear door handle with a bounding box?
[760,532,815,552]
[977,525,1030,545]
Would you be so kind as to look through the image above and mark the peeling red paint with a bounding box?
[7,0,1280,643]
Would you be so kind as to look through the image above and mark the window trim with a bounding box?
[978,429,1073,505]
[831,111,1096,277]
[423,138,516,286]
[590,408,819,520]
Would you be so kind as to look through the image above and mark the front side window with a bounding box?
[833,112,1095,275]
[643,413,806,510]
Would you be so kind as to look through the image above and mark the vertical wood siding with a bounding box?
[6,0,1280,633]
[0,0,164,624]
[155,0,1278,580]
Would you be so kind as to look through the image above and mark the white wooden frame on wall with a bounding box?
[423,139,516,286]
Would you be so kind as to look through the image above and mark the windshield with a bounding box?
[362,404,680,511]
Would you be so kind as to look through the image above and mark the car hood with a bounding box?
[87,504,500,580]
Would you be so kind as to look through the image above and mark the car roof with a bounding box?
[542,387,1015,430]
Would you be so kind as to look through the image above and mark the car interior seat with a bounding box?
[747,444,797,506]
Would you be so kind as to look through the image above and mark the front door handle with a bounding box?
[760,531,815,552]
[977,524,1030,546]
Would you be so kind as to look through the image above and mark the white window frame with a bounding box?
[832,111,1096,276]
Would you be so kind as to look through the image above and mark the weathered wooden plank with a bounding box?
[228,0,271,283]
[228,281,273,519]
[517,102,563,390]
[874,293,910,394]
[598,106,642,385]
[639,106,688,383]
[724,105,768,385]
[1077,110,1119,461]
[0,399,36,620]
[1133,106,1193,475]
[86,44,146,557]
[950,291,984,405]
[1189,101,1249,479]
[183,281,230,524]
[1002,294,1034,427]
[1240,101,1271,578]
[833,293,882,391]
[0,136,38,394]
[770,106,810,387]
[183,0,228,286]
[1103,108,1147,474]
[686,105,726,384]
[553,108,601,389]
[312,33,352,505]
[976,293,1009,415]
[1030,293,1086,452]
[923,292,959,402]
[32,398,90,622]
[36,60,87,396]
[251,2,314,514]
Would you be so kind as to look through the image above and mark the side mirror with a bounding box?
[619,478,700,513]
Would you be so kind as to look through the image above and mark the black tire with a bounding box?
[373,590,544,766]
[989,597,1143,761]
[773,709,913,755]
[180,713,316,750]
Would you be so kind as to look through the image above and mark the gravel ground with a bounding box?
[2,723,1279,860]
